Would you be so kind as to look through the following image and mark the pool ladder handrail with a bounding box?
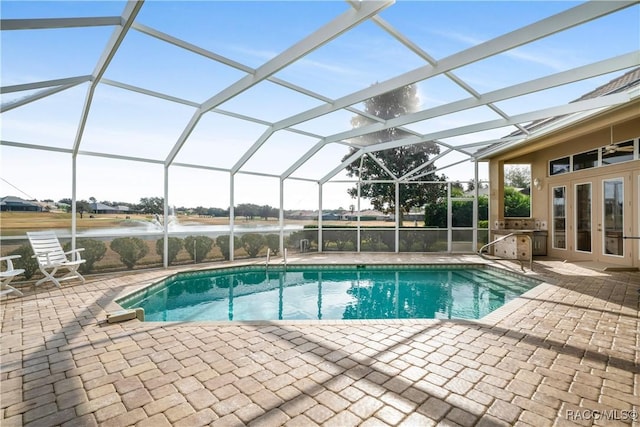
[266,248,287,272]
[478,232,533,271]
[266,248,271,271]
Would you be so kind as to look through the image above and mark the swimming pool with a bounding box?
[118,264,540,322]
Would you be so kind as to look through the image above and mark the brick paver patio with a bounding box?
[1,254,638,426]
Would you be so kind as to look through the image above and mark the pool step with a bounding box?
[453,269,529,294]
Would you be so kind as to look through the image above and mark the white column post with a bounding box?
[447,182,452,253]
[357,181,361,253]
[229,172,235,261]
[71,155,77,252]
[395,181,400,252]
[279,178,284,256]
[473,162,479,253]
[318,183,323,253]
[163,166,169,268]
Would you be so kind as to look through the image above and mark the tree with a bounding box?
[138,197,164,215]
[505,165,530,188]
[504,187,531,217]
[342,84,443,222]
[259,205,277,220]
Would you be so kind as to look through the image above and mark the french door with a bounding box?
[570,172,632,265]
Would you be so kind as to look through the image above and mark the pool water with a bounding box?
[118,265,540,322]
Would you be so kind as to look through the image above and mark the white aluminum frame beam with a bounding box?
[318,93,629,184]
[165,0,393,166]
[398,148,454,181]
[1,16,122,31]
[99,79,331,156]
[72,1,144,155]
[272,1,632,134]
[283,51,638,179]
[1,75,92,94]
[133,22,396,136]
[372,14,529,136]
[366,94,629,155]
[368,153,398,180]
[1,82,82,113]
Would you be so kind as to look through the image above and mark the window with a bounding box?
[575,183,592,252]
[552,186,566,249]
[573,150,598,171]
[603,178,624,257]
[503,164,530,218]
[549,157,570,176]
[602,140,635,166]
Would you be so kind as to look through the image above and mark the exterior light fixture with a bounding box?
[533,178,542,190]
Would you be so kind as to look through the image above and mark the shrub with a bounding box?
[155,237,184,265]
[110,237,148,269]
[64,239,106,273]
[215,235,240,261]
[265,234,279,255]
[8,244,38,280]
[504,187,531,217]
[241,234,265,258]
[184,235,214,263]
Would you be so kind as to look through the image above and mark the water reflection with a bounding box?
[122,267,536,322]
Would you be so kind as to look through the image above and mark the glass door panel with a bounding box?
[603,178,624,256]
[575,183,592,252]
[552,186,566,249]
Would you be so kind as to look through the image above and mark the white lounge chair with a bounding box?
[0,255,25,297]
[27,231,86,288]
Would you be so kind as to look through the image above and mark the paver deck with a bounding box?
[1,254,638,426]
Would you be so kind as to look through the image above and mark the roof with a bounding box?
[0,196,41,208]
[501,67,640,139]
[89,202,130,211]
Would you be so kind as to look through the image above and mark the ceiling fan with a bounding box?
[603,143,634,154]
[602,126,634,154]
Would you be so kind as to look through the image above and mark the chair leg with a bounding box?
[36,266,62,288]
[1,284,24,297]
[60,268,85,284]
[1,276,24,297]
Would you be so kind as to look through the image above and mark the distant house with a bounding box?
[463,186,489,198]
[321,213,341,221]
[90,203,131,214]
[286,210,318,220]
[0,196,43,212]
[341,210,390,221]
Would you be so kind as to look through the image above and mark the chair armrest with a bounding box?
[0,255,21,271]
[32,250,54,265]
[65,248,85,261]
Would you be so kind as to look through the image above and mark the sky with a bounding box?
[1,1,639,210]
